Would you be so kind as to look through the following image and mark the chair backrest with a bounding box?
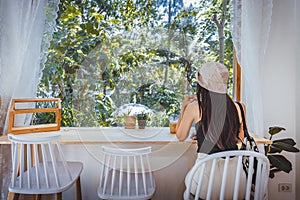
[8,133,73,191]
[184,150,270,200]
[98,146,156,199]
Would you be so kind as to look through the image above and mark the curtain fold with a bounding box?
[230,0,273,135]
[0,0,59,135]
[0,1,59,198]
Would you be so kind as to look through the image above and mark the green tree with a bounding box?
[36,0,234,127]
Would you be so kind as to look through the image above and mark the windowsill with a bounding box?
[0,127,270,145]
[0,127,196,144]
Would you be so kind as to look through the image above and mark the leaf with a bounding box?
[269,168,282,179]
[268,126,286,135]
[272,142,300,153]
[268,154,292,173]
[86,23,94,34]
[268,146,282,154]
[269,171,275,179]
[273,138,296,146]
[92,13,104,22]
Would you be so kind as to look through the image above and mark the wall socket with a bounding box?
[278,183,292,192]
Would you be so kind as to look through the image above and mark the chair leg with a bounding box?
[34,194,42,200]
[76,177,82,200]
[55,192,62,200]
[7,192,19,200]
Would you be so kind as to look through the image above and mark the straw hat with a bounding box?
[196,62,228,94]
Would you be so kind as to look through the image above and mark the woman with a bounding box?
[176,61,246,152]
[176,62,247,199]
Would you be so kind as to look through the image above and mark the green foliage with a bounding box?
[134,84,181,116]
[136,111,149,120]
[32,102,58,125]
[265,126,299,178]
[268,126,286,136]
[37,0,234,127]
[94,93,115,126]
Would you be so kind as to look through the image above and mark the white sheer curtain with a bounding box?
[231,0,273,135]
[0,0,59,135]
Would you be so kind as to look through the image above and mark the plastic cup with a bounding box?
[169,122,177,134]
[169,114,179,134]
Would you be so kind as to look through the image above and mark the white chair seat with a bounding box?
[97,146,156,200]
[8,133,83,200]
[9,161,83,194]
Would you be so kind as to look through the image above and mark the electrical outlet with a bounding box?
[278,183,292,192]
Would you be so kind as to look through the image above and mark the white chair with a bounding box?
[97,146,156,200]
[8,133,83,200]
[184,150,270,200]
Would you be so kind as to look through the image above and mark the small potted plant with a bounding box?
[136,111,149,129]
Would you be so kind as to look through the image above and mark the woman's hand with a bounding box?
[190,133,197,140]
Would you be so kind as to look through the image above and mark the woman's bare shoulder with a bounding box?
[186,101,199,109]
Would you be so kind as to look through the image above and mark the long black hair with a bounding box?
[196,84,240,150]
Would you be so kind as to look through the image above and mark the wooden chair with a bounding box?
[184,150,270,200]
[7,133,83,200]
[97,146,156,200]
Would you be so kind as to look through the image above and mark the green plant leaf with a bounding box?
[272,142,300,153]
[268,126,286,135]
[269,168,282,179]
[268,154,292,173]
[273,138,296,146]
[268,145,282,154]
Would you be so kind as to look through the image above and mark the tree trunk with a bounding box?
[218,27,225,64]
[212,0,228,64]
[163,0,172,87]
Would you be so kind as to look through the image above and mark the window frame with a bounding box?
[233,53,241,101]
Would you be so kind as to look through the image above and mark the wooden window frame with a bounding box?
[233,53,241,102]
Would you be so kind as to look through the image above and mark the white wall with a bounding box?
[262,0,298,199]
[60,142,197,200]
[295,0,300,199]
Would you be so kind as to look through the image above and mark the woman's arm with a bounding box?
[176,95,198,141]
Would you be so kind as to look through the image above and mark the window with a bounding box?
[37,0,238,127]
